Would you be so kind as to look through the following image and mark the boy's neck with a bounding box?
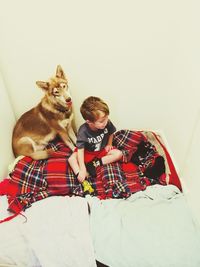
[87,124,99,131]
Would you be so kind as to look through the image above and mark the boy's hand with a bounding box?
[78,169,87,183]
[105,145,113,153]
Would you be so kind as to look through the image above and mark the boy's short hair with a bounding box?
[80,96,109,122]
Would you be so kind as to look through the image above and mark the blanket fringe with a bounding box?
[0,211,27,224]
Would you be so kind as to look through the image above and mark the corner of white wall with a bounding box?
[181,110,200,225]
[0,73,16,179]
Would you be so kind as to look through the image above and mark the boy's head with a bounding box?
[80,96,109,121]
[80,96,110,130]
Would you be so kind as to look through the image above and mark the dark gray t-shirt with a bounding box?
[76,120,116,151]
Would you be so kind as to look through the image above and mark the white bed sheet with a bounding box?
[89,185,200,267]
[0,196,97,267]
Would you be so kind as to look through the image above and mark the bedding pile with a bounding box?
[1,130,200,267]
[0,196,97,267]
[89,184,200,267]
[0,130,181,216]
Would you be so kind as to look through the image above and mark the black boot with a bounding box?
[86,158,103,177]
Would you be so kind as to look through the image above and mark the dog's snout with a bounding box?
[66,97,72,103]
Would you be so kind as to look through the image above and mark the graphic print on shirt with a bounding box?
[76,120,116,151]
[88,128,108,151]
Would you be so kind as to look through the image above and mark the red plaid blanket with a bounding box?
[1,130,181,216]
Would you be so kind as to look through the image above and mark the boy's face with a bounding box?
[87,111,109,131]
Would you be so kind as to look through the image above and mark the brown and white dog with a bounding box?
[12,65,77,160]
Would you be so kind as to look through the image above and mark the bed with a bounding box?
[1,128,200,267]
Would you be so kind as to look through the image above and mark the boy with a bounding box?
[68,96,122,184]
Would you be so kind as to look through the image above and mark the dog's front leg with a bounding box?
[68,126,77,145]
[59,130,75,151]
[51,121,75,151]
[66,113,77,145]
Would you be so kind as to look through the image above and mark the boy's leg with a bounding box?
[69,151,95,194]
[86,149,123,176]
[68,151,88,193]
[101,149,123,165]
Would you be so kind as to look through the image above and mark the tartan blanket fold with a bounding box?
[1,130,181,214]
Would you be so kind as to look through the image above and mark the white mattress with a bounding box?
[89,185,200,267]
[0,195,97,267]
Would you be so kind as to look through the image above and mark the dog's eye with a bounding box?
[60,83,67,89]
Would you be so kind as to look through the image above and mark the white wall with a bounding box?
[0,1,200,180]
[0,73,16,178]
[182,110,200,224]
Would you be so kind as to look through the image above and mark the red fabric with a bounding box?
[113,130,147,162]
[121,162,138,172]
[0,130,183,224]
[0,212,24,223]
[121,162,150,193]
[95,161,131,199]
[152,132,182,191]
[0,179,10,195]
[0,179,18,197]
[0,179,26,223]
[74,147,108,163]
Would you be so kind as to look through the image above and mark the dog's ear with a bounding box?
[56,65,66,79]
[36,81,49,91]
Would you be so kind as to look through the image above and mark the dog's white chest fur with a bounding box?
[59,119,70,128]
[59,114,73,129]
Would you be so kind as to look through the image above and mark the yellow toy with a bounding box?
[82,180,94,195]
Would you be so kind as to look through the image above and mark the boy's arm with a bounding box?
[77,148,87,182]
[105,134,114,152]
[107,134,114,146]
